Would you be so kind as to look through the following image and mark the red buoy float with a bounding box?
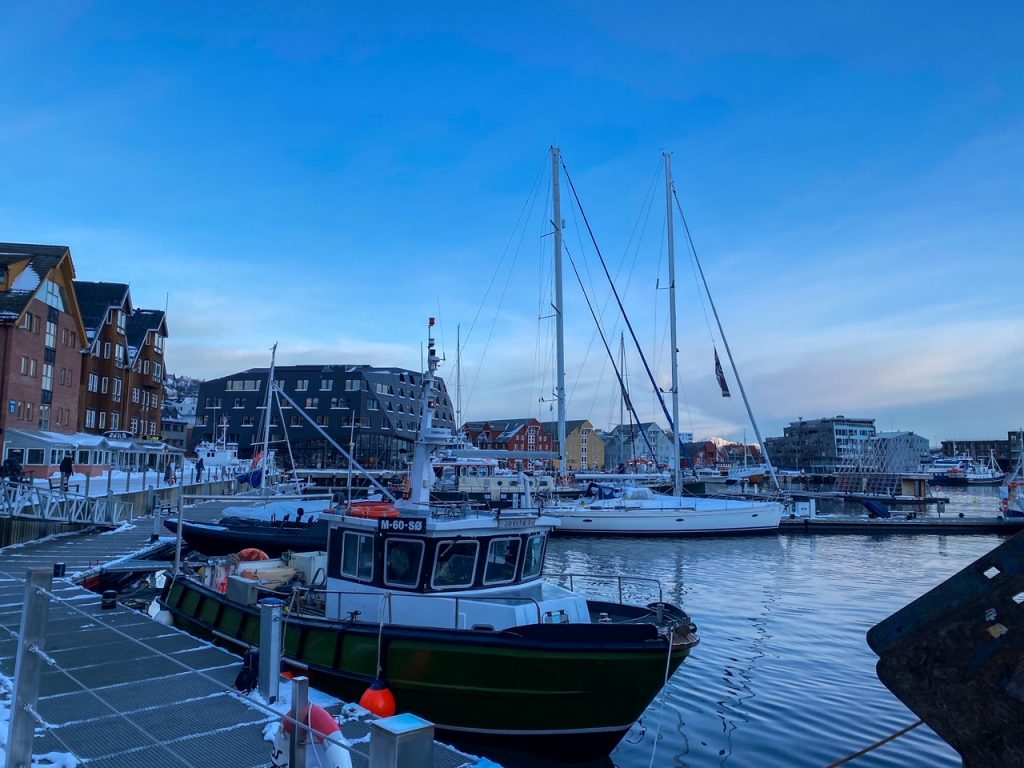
[270,703,352,768]
[238,548,270,562]
[358,678,396,717]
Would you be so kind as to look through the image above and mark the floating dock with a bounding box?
[780,515,1024,535]
[0,506,491,768]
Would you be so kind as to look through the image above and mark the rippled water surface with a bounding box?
[525,492,1004,768]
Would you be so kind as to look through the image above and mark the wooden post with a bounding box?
[5,569,53,768]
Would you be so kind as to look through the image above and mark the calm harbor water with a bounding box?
[525,486,1003,768]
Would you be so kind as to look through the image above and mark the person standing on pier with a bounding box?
[195,457,205,482]
[59,452,73,491]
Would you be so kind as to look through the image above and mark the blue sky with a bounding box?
[1,2,1021,444]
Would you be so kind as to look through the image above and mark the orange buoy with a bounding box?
[238,548,270,562]
[347,502,400,519]
[358,679,396,717]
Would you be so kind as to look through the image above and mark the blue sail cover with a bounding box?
[239,469,262,488]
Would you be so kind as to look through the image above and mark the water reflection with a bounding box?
[545,533,997,768]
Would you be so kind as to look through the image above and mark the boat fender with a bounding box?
[270,704,352,768]
[235,648,259,693]
[358,678,396,717]
[239,548,270,562]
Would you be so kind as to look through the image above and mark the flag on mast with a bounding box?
[714,348,731,398]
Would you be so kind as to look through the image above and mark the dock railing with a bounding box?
[0,480,133,526]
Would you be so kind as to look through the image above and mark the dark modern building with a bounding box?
[192,364,455,470]
[765,416,876,473]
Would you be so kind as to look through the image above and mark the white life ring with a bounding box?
[270,703,352,768]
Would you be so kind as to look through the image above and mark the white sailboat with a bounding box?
[546,150,784,535]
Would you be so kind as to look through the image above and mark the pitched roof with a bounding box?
[125,309,167,364]
[538,420,589,439]
[73,281,131,339]
[462,418,541,443]
[0,242,70,322]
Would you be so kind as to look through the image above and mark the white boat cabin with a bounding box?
[320,510,590,631]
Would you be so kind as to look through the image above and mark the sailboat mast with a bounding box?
[262,344,278,468]
[665,153,681,496]
[456,323,462,430]
[551,146,567,478]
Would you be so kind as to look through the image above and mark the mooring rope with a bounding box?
[825,719,925,767]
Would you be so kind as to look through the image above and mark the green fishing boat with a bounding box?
[159,323,699,761]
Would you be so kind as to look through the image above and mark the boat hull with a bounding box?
[550,500,784,536]
[165,518,328,557]
[158,579,695,761]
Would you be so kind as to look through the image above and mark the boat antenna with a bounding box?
[672,189,781,492]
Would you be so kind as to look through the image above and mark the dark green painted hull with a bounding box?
[159,578,696,761]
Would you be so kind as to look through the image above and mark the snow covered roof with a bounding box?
[0,243,70,323]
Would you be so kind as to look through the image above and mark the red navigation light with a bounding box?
[428,317,436,326]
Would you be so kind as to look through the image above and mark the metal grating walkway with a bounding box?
[0,509,491,767]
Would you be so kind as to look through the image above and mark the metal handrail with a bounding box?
[235,582,545,629]
[550,571,665,604]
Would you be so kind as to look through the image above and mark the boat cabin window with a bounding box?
[431,540,479,589]
[483,537,521,585]
[341,532,374,582]
[384,538,424,588]
[522,533,545,579]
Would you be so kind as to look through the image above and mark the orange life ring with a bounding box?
[347,502,400,519]
[238,548,270,562]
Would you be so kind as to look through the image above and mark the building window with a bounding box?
[290,415,302,427]
[114,343,125,368]
[44,321,56,349]
[376,383,392,395]
[320,379,333,391]
[116,310,125,334]
[88,373,99,392]
[154,334,164,353]
[113,378,122,402]
[345,379,361,392]
[233,397,245,408]
[330,397,347,409]
[305,397,318,409]
[42,280,64,311]
[154,362,162,379]
[41,364,53,392]
[132,387,140,403]
[296,379,309,391]
[85,410,96,428]
[101,377,109,394]
[143,360,150,375]
[241,415,255,426]
[368,401,378,411]
[98,411,106,429]
[316,415,330,427]
[131,418,138,434]
[110,412,120,430]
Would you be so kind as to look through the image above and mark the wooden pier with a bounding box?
[780,515,1024,535]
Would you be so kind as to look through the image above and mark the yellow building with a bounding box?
[540,419,605,471]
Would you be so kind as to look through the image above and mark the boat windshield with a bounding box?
[483,537,521,585]
[522,533,544,579]
[384,538,425,587]
[432,540,479,589]
[341,531,374,582]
